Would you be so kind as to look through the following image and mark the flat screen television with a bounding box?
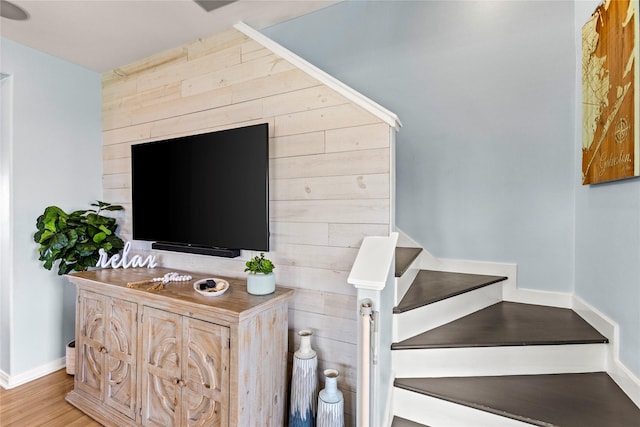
[131,123,269,257]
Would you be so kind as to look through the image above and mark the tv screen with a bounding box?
[131,123,269,255]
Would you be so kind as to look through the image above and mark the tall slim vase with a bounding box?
[289,330,318,427]
[316,369,344,427]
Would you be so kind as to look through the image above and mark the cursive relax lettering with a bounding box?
[96,241,158,269]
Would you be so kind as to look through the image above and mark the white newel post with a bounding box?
[348,232,398,427]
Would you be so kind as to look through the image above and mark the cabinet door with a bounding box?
[105,297,138,420]
[77,290,138,421]
[182,317,229,427]
[77,290,106,401]
[141,307,182,427]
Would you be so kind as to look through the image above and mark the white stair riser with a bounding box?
[394,259,420,305]
[393,344,608,378]
[393,283,502,342]
[393,387,537,426]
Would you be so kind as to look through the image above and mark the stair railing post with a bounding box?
[348,232,398,427]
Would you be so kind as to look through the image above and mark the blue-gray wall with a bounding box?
[264,0,576,294]
[265,0,640,378]
[0,38,102,377]
[573,0,640,376]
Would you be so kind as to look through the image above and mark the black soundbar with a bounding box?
[152,242,240,258]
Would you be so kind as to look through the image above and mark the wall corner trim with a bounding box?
[233,21,403,131]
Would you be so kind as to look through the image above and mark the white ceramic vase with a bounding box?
[289,330,318,427]
[246,271,275,295]
[316,369,344,427]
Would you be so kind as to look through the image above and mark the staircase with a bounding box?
[390,247,640,426]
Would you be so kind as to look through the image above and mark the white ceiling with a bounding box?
[1,0,339,72]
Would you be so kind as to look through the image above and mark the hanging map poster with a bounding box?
[582,0,639,185]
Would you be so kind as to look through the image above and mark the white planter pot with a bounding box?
[246,272,275,295]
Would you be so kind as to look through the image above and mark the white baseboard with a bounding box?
[0,357,66,389]
[420,255,573,309]
[573,295,640,408]
[0,368,8,389]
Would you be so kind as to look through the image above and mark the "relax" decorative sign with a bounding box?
[96,241,157,269]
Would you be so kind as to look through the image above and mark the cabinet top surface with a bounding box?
[67,267,293,320]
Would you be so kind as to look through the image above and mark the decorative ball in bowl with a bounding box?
[193,278,229,297]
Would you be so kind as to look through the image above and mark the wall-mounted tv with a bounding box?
[131,123,269,257]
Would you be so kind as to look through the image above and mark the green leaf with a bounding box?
[43,255,55,270]
[76,241,98,257]
[103,205,124,211]
[98,225,112,235]
[93,232,107,243]
[35,214,45,232]
[78,254,99,269]
[58,261,75,275]
[106,234,125,250]
[91,201,124,212]
[39,230,56,242]
[69,210,89,218]
[43,206,67,232]
[66,229,78,248]
[50,233,69,250]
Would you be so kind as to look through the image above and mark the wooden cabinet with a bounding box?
[66,268,293,427]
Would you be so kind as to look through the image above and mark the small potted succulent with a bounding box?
[244,252,275,295]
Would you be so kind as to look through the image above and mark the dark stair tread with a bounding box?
[395,247,422,277]
[392,301,608,350]
[394,373,640,427]
[394,270,507,314]
[391,416,429,427]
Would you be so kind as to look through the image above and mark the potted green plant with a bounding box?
[244,252,276,295]
[34,201,125,275]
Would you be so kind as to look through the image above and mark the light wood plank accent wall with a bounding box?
[102,28,393,426]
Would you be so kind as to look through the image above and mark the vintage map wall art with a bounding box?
[582,0,639,185]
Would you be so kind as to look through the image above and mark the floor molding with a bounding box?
[0,368,8,389]
[573,295,640,408]
[0,357,66,389]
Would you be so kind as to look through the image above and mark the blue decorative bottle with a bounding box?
[289,330,318,427]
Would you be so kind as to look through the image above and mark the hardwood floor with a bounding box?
[0,369,101,426]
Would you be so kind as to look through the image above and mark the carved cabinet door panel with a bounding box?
[105,297,138,420]
[77,290,106,401]
[141,307,182,427]
[140,306,230,427]
[182,317,229,427]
